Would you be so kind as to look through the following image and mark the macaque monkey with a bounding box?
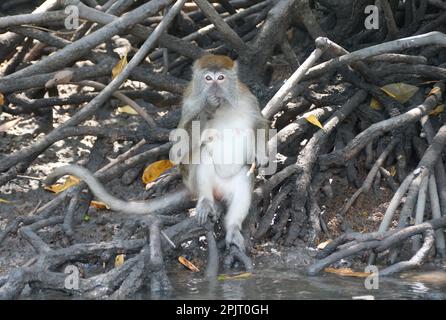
[174,54,269,252]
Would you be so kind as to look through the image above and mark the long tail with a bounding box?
[45,165,190,215]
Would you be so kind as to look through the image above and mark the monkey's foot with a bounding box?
[196,198,216,225]
[224,228,245,253]
[223,245,253,272]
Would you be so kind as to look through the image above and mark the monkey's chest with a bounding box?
[201,120,255,178]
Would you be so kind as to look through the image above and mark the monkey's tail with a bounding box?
[44,165,190,215]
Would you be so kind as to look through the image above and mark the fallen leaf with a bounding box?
[0,92,4,105]
[83,214,90,222]
[402,271,446,285]
[429,104,444,116]
[429,86,441,97]
[115,254,125,267]
[112,54,128,79]
[0,118,20,133]
[117,105,138,115]
[324,267,371,278]
[178,256,200,272]
[370,83,419,110]
[44,175,80,193]
[142,160,174,184]
[305,114,324,130]
[217,272,252,280]
[0,198,12,204]
[90,200,110,210]
[390,165,396,177]
[317,239,332,250]
[45,70,74,88]
[370,99,383,110]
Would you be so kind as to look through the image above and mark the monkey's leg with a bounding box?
[223,169,252,252]
[196,160,217,225]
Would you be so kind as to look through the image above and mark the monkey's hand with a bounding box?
[206,94,221,109]
[196,198,217,225]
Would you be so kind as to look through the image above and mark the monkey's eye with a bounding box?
[205,75,213,81]
[217,75,225,81]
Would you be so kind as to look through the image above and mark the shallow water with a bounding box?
[160,268,446,300]
[23,268,446,300]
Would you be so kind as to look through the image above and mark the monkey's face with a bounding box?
[194,68,237,102]
[204,71,226,95]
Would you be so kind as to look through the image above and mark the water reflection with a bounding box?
[165,268,446,300]
[21,268,446,300]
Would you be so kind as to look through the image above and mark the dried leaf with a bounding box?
[370,83,419,110]
[178,256,200,272]
[142,160,174,184]
[429,86,441,97]
[45,70,74,88]
[90,200,110,210]
[305,114,324,130]
[370,98,383,110]
[0,92,4,105]
[0,198,12,204]
[117,105,138,115]
[217,272,252,280]
[385,83,419,102]
[112,54,128,79]
[115,254,125,267]
[379,87,397,99]
[0,118,20,133]
[324,267,371,278]
[317,239,332,250]
[44,175,80,193]
[390,166,396,177]
[429,104,444,116]
[403,271,446,285]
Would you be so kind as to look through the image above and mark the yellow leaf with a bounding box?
[429,104,444,116]
[142,160,174,184]
[117,105,138,115]
[178,256,200,272]
[90,200,110,210]
[384,83,419,103]
[44,175,80,193]
[379,87,397,99]
[324,267,371,278]
[305,114,324,130]
[390,166,396,177]
[217,272,252,280]
[317,239,332,250]
[429,86,441,97]
[370,98,383,110]
[371,83,419,110]
[115,254,125,267]
[0,198,12,204]
[112,54,128,79]
[0,92,4,105]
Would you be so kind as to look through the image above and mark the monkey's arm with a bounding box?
[44,165,190,215]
